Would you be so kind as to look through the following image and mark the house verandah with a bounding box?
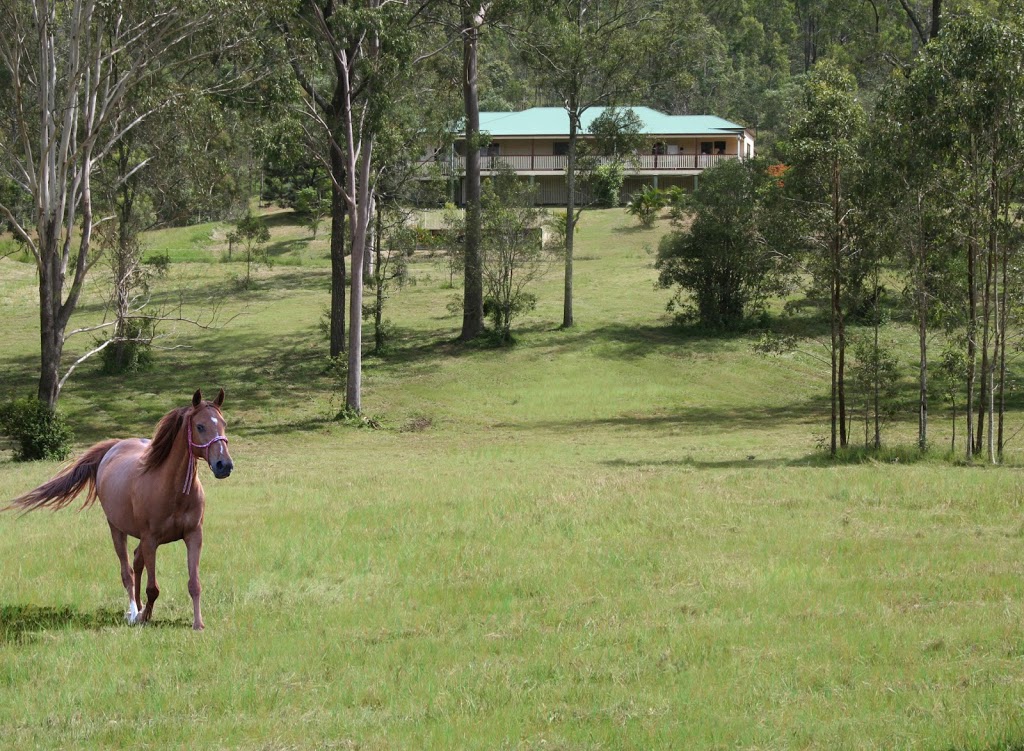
[424,106,755,207]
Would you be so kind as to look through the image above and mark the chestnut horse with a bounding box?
[6,389,233,630]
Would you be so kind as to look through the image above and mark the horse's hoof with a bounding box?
[192,623,205,632]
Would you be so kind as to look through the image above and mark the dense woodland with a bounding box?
[1,0,1022,462]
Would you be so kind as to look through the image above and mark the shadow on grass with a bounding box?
[495,396,830,435]
[0,603,189,644]
[611,222,659,234]
[604,456,793,469]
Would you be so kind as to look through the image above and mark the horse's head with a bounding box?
[188,388,233,480]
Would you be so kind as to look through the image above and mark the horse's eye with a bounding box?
[197,424,206,433]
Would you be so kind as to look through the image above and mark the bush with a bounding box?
[589,162,625,207]
[0,397,74,461]
[98,318,156,375]
[627,185,666,227]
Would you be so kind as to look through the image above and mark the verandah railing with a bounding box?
[422,153,738,174]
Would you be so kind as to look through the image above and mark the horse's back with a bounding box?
[96,438,150,537]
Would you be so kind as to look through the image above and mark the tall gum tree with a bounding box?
[521,0,659,328]
[287,0,438,412]
[785,60,866,457]
[0,0,250,410]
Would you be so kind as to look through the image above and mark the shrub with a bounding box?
[589,162,625,207]
[627,185,666,227]
[0,397,74,461]
[98,318,156,375]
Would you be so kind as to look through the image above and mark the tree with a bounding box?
[893,13,1024,462]
[480,167,550,342]
[0,0,249,410]
[581,107,646,208]
[286,0,442,413]
[234,213,272,289]
[522,0,658,328]
[294,186,331,239]
[458,0,488,341]
[656,159,790,330]
[783,59,866,457]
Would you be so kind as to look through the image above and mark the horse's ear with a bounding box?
[214,388,225,408]
[192,389,202,407]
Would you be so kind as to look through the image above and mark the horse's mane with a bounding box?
[140,406,190,473]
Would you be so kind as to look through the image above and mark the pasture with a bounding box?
[1,209,1023,749]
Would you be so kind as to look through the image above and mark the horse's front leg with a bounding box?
[138,536,160,624]
[184,528,204,631]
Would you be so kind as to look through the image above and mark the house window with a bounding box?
[553,142,569,156]
[652,142,667,155]
[701,141,727,155]
[480,143,499,157]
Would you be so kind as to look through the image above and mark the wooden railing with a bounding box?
[422,153,738,174]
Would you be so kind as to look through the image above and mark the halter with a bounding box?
[182,412,229,495]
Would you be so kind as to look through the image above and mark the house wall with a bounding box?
[490,136,741,157]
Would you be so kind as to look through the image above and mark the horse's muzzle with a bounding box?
[212,459,233,479]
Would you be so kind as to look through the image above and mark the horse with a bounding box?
[5,389,234,631]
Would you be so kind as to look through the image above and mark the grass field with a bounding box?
[1,208,1023,749]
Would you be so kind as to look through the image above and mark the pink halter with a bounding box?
[182,413,229,494]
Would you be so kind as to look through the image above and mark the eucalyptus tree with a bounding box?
[521,0,660,329]
[783,60,866,457]
[0,0,253,410]
[433,0,520,342]
[283,0,443,412]
[905,13,1024,462]
[868,62,959,452]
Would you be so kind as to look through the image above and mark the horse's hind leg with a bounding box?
[138,536,160,624]
[108,524,140,625]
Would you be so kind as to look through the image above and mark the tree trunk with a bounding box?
[918,272,928,452]
[929,0,942,39]
[329,146,347,358]
[830,275,838,458]
[460,4,485,341]
[374,203,384,354]
[965,237,977,460]
[37,234,63,411]
[563,108,579,329]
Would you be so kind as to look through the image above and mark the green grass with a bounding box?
[1,208,1023,749]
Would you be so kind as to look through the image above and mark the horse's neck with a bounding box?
[162,427,198,496]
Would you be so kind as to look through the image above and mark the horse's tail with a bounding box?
[5,439,119,513]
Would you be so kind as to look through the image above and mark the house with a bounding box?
[425,106,755,206]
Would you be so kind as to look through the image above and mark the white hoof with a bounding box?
[126,599,142,625]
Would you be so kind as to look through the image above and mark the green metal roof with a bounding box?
[477,107,746,137]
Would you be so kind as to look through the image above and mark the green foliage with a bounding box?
[98,318,156,375]
[587,107,648,159]
[665,185,688,225]
[627,185,666,227]
[233,212,271,289]
[849,332,903,448]
[437,203,466,287]
[480,168,550,343]
[656,159,789,329]
[587,162,625,208]
[0,397,73,462]
[293,187,330,239]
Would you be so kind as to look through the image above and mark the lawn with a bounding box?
[0,208,1022,749]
